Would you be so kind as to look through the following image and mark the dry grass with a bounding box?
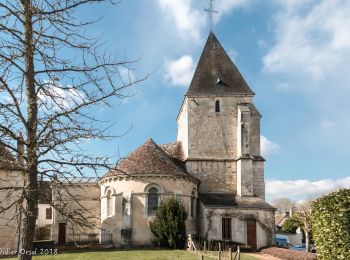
[261,247,317,260]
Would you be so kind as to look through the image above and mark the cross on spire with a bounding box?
[204,0,218,31]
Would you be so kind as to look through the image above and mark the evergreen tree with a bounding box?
[150,197,187,249]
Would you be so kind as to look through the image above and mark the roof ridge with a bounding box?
[103,139,193,179]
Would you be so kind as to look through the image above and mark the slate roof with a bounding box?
[200,193,275,210]
[200,193,237,207]
[104,139,196,180]
[186,31,255,96]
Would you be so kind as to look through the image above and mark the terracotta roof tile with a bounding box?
[159,141,184,161]
[104,139,194,179]
[0,144,22,170]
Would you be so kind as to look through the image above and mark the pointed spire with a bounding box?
[186,32,254,96]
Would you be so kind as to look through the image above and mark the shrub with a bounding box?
[282,214,303,233]
[150,197,187,249]
[311,189,350,260]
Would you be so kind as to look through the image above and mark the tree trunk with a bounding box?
[18,1,39,259]
[305,230,310,252]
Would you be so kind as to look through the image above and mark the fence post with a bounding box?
[219,242,221,252]
[217,251,221,260]
[200,255,204,260]
[187,234,192,251]
[237,246,240,260]
[204,241,206,252]
[229,247,232,260]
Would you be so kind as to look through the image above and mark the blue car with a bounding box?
[289,244,316,252]
[289,244,305,251]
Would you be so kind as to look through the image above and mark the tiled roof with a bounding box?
[159,141,184,161]
[275,213,288,227]
[104,139,195,180]
[186,31,255,96]
[200,193,275,210]
[0,144,22,170]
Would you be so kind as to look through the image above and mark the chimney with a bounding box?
[17,132,24,165]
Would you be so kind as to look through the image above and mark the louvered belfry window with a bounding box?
[222,218,232,240]
[148,187,159,216]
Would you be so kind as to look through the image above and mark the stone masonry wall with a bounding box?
[186,96,251,160]
[0,170,24,253]
[176,99,189,159]
[200,205,275,249]
[186,160,237,193]
[178,95,264,195]
[253,161,265,199]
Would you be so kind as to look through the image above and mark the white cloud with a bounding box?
[118,67,136,85]
[263,0,350,80]
[262,0,350,154]
[164,55,196,87]
[261,135,280,158]
[214,0,252,23]
[157,0,252,43]
[38,81,84,111]
[157,0,205,43]
[320,119,336,129]
[266,177,350,202]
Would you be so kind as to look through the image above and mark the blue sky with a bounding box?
[80,0,350,202]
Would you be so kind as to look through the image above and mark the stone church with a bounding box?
[97,31,275,249]
[0,31,275,252]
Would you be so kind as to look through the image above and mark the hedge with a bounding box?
[311,189,350,260]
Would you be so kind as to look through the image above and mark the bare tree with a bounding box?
[295,200,313,252]
[0,1,144,259]
[272,197,295,214]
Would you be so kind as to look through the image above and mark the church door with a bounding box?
[58,223,66,244]
[246,220,257,251]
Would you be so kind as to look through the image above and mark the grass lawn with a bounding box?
[15,249,257,260]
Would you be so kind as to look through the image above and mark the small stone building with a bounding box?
[0,145,24,252]
[96,31,275,250]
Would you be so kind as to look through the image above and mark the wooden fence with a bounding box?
[187,234,241,260]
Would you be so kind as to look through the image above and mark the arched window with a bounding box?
[190,190,196,217]
[215,100,220,112]
[148,187,159,216]
[106,190,112,216]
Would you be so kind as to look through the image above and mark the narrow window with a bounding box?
[107,190,112,216]
[222,218,232,240]
[215,100,220,112]
[46,208,52,220]
[148,187,159,216]
[190,191,196,217]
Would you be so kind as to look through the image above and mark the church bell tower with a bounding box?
[176,32,265,198]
